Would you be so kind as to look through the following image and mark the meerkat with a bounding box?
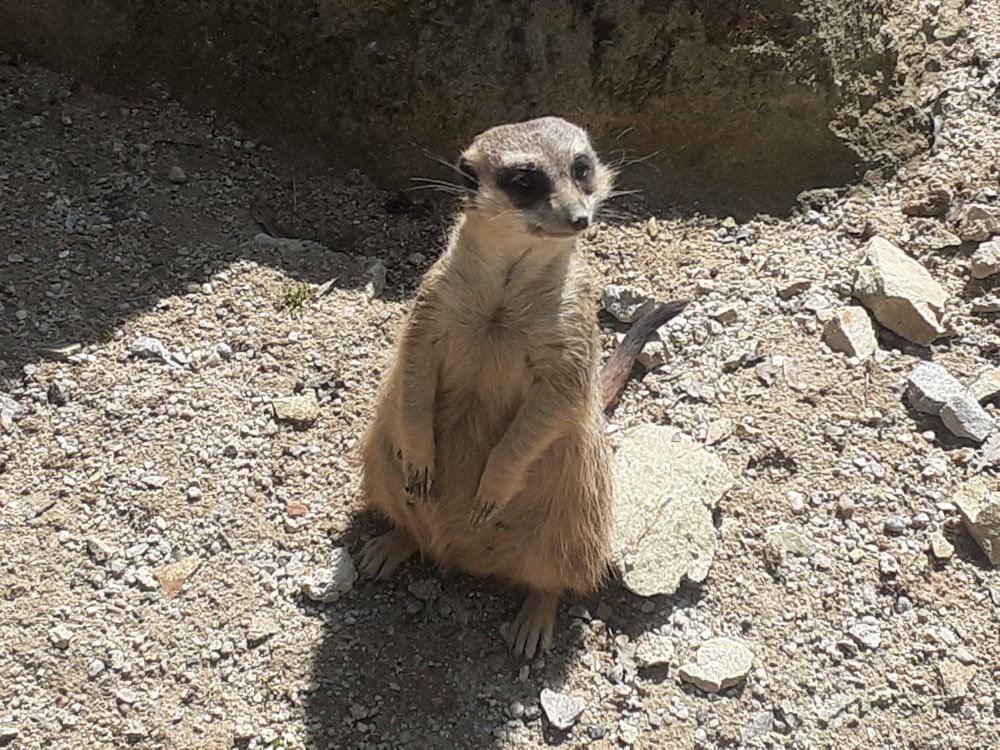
[358,116,687,657]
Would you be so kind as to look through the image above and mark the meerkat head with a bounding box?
[456,116,613,239]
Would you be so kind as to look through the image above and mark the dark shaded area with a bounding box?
[305,512,705,746]
[0,0,931,218]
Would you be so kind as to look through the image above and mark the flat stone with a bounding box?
[971,238,1000,279]
[115,687,139,704]
[953,479,1000,565]
[601,285,656,323]
[906,362,966,415]
[539,688,586,730]
[50,624,74,650]
[929,532,955,560]
[956,204,1000,242]
[823,306,877,360]
[123,721,149,742]
[247,615,282,646]
[166,165,187,184]
[853,236,948,346]
[366,259,387,299]
[0,725,20,743]
[87,537,114,564]
[37,343,82,361]
[636,334,666,370]
[847,620,882,650]
[778,279,811,299]
[610,425,733,596]
[764,523,819,559]
[272,392,320,426]
[0,395,27,433]
[938,660,976,703]
[301,547,358,603]
[902,184,951,217]
[678,638,754,692]
[972,296,1000,313]
[969,369,1000,403]
[131,336,182,368]
[940,396,995,443]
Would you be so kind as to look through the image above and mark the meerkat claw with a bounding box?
[403,463,435,501]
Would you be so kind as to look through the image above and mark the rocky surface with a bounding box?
[2,3,1000,747]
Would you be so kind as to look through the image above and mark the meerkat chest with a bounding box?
[437,292,561,397]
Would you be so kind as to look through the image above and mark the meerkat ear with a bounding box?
[458,157,479,192]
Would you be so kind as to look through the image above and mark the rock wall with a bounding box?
[0,0,960,215]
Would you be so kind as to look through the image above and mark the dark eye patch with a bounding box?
[496,166,551,208]
[572,154,594,193]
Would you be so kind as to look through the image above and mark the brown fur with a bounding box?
[358,117,678,657]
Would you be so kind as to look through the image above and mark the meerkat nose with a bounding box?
[568,211,590,231]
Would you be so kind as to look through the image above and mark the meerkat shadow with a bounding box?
[303,514,583,747]
[303,514,707,746]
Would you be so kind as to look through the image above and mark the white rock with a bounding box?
[601,285,655,323]
[301,548,358,603]
[848,620,882,650]
[678,638,754,692]
[853,236,948,345]
[272,392,321,426]
[971,238,1000,279]
[953,479,1000,565]
[938,660,977,703]
[610,425,733,596]
[764,523,819,559]
[366,260,387,299]
[940,397,995,443]
[969,369,1000,403]
[539,688,585,730]
[906,362,966,415]
[822,306,877,360]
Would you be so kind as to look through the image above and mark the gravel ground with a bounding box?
[2,4,1000,749]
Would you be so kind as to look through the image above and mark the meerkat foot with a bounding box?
[358,528,419,580]
[507,590,559,658]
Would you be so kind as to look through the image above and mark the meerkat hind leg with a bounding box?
[358,527,419,580]
[508,589,560,658]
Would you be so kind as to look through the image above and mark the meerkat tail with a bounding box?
[599,299,690,410]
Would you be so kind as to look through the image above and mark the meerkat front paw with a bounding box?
[469,463,521,529]
[394,441,436,502]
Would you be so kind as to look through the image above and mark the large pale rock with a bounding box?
[906,362,965,415]
[940,397,995,443]
[956,204,1000,242]
[907,362,994,442]
[822,306,878,360]
[969,369,1000,403]
[610,425,733,596]
[853,236,949,345]
[272,392,320,427]
[678,638,754,692]
[971,238,1000,279]
[954,480,1000,565]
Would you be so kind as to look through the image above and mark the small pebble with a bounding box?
[884,516,907,536]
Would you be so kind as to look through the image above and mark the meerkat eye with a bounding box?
[572,155,592,181]
[458,157,479,191]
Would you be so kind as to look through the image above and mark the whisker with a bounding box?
[419,149,469,180]
[407,177,474,199]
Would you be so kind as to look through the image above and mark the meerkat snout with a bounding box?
[457,116,612,239]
